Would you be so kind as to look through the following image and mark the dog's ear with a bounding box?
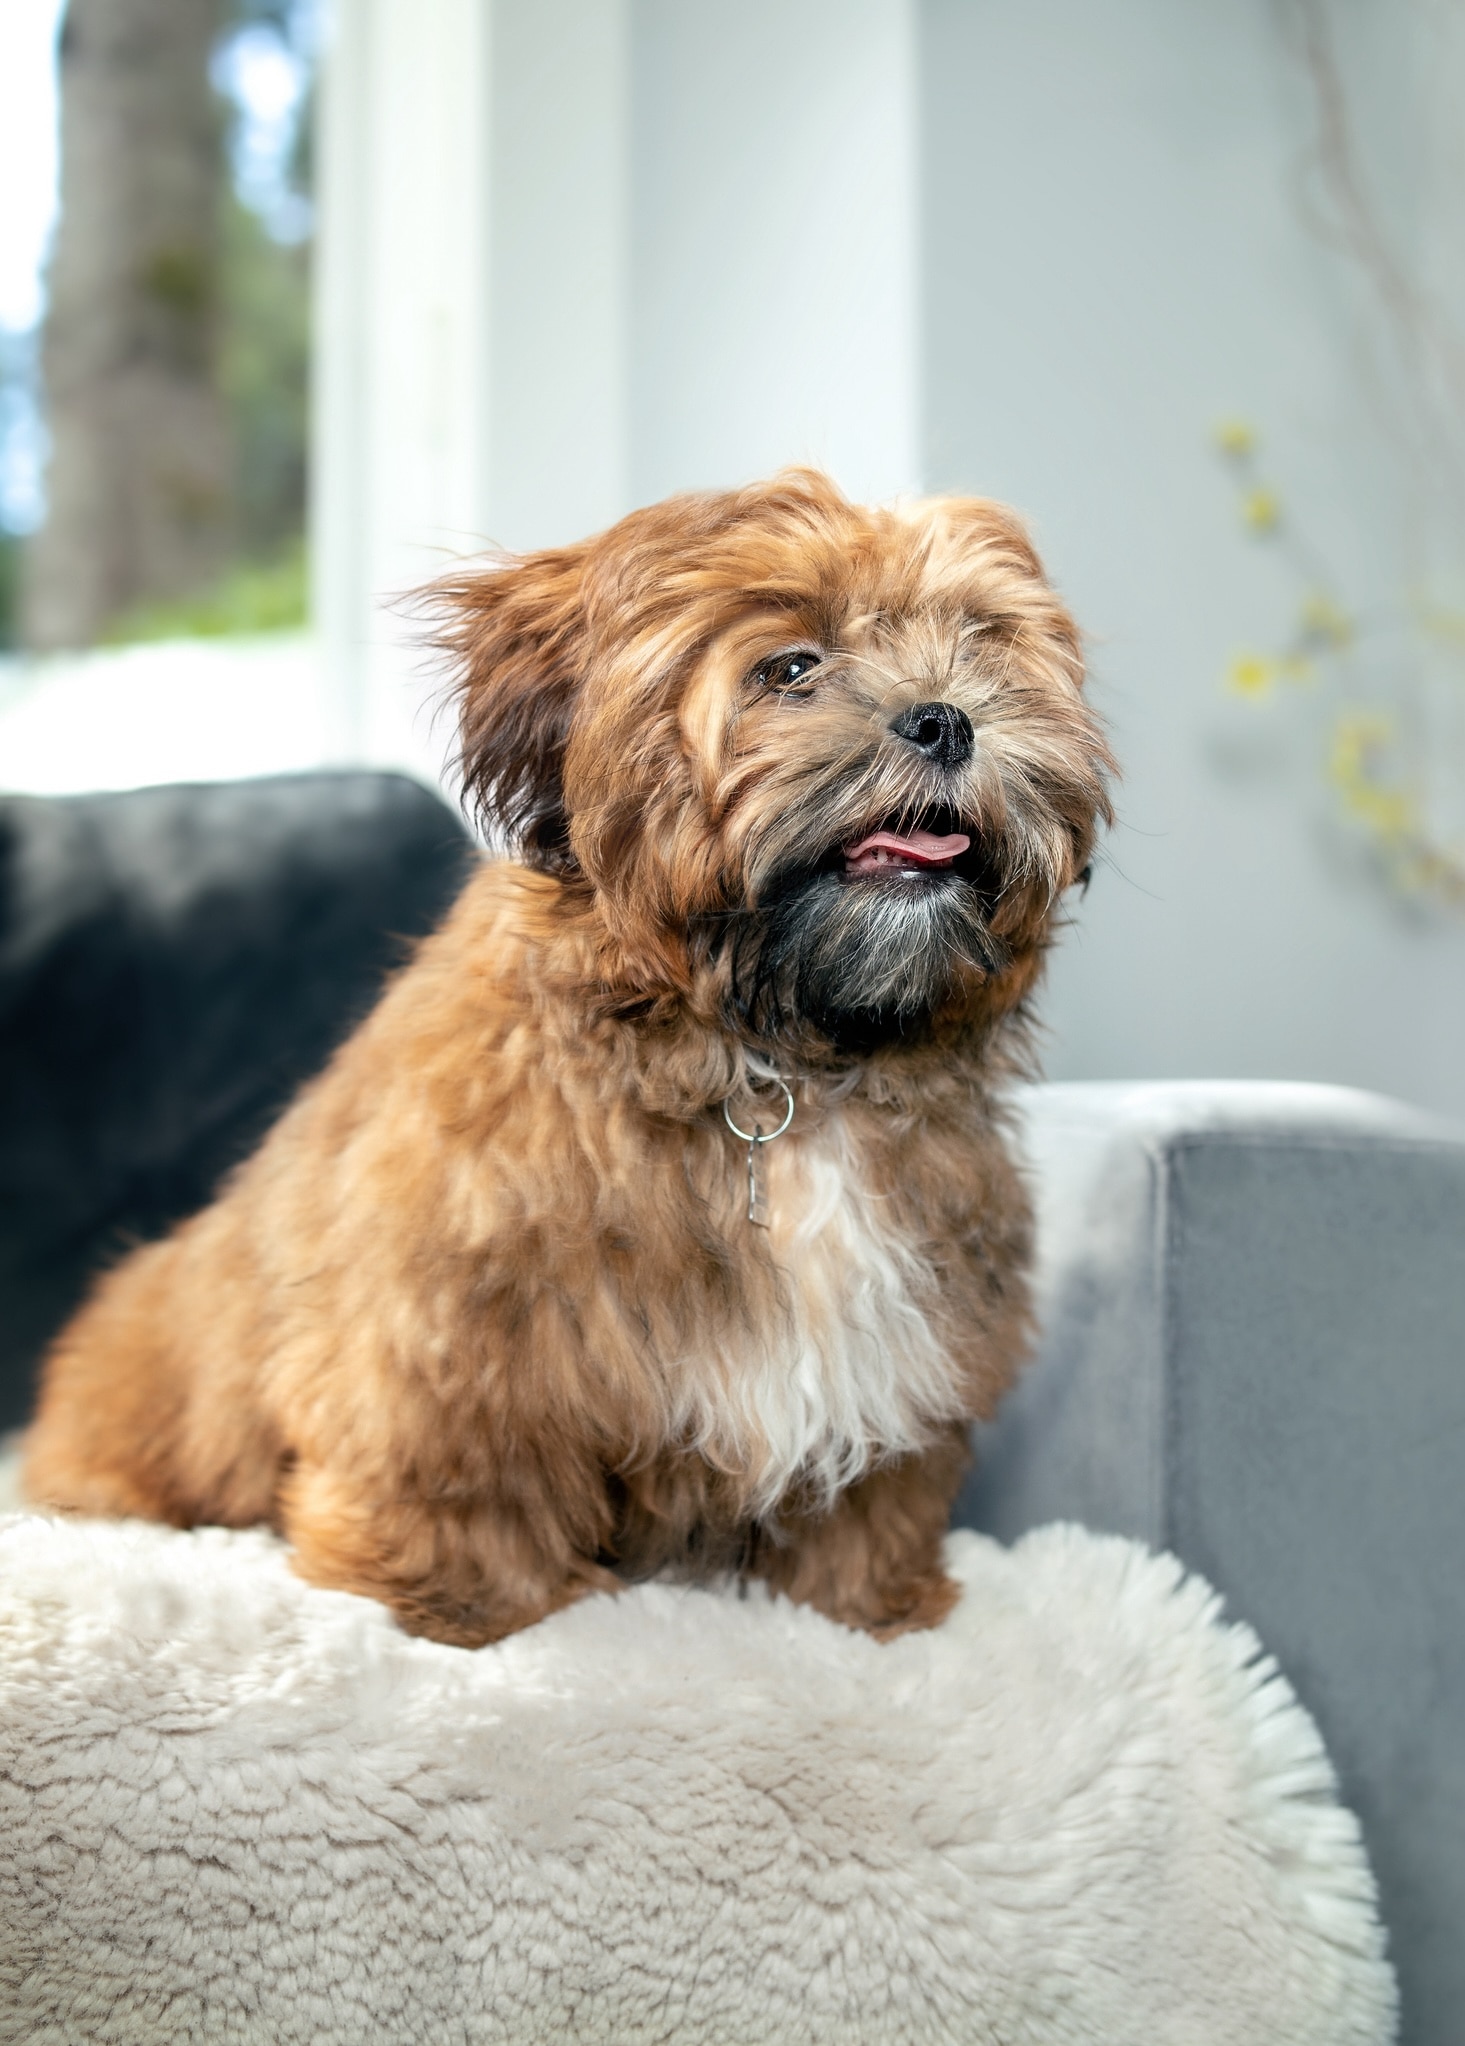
[428,542,592,866]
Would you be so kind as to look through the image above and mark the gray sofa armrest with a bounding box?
[956,1081,1465,2046]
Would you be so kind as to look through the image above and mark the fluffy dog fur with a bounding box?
[25,471,1113,1647]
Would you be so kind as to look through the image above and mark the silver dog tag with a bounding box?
[722,1078,795,1230]
[747,1138,770,1228]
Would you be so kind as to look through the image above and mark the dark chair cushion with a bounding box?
[0,771,475,1431]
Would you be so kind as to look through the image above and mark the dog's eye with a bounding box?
[753,647,823,695]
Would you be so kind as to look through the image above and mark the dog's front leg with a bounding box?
[280,1458,620,1648]
[750,1422,970,1639]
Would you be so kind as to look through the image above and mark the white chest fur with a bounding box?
[666,1112,963,1515]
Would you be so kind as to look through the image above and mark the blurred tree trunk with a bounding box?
[24,0,232,650]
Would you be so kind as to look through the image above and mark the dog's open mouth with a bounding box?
[836,806,995,883]
[822,809,1008,908]
[842,825,971,875]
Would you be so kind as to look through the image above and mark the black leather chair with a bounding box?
[0,771,473,1431]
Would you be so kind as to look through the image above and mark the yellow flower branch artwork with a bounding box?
[1214,422,1465,910]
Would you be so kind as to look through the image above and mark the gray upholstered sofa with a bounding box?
[958,1081,1465,2046]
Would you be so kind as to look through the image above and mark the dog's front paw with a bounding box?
[766,1561,961,1640]
[282,1460,623,1647]
[865,1568,962,1640]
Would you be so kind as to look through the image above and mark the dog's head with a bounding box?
[432,470,1113,1059]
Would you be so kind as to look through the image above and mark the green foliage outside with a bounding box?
[219,193,310,571]
[199,5,316,640]
[100,181,313,648]
[101,537,306,645]
[94,56,314,648]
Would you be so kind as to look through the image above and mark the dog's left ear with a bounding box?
[427,542,593,866]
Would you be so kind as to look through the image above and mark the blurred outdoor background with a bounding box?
[2,0,1463,1115]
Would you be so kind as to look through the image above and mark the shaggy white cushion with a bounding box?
[0,1509,1395,2046]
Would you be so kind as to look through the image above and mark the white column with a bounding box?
[312,0,494,787]
[311,0,631,791]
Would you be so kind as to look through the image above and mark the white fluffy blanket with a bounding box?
[0,1508,1395,2046]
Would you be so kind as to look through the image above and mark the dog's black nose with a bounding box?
[890,701,974,770]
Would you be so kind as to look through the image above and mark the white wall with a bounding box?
[628,0,917,507]
[484,0,629,551]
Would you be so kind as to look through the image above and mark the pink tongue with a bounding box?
[843,828,971,870]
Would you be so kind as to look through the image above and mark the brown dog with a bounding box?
[25,471,1113,1646]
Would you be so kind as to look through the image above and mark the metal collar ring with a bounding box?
[722,1079,795,1146]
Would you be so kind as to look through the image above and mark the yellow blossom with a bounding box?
[1226,650,1311,697]
[1242,487,1280,533]
[1299,593,1352,648]
[1328,715,1416,842]
[1213,419,1256,456]
[1227,653,1276,697]
[1330,711,1393,762]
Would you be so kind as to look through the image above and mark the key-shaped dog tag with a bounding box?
[745,1134,770,1227]
[722,1079,795,1229]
